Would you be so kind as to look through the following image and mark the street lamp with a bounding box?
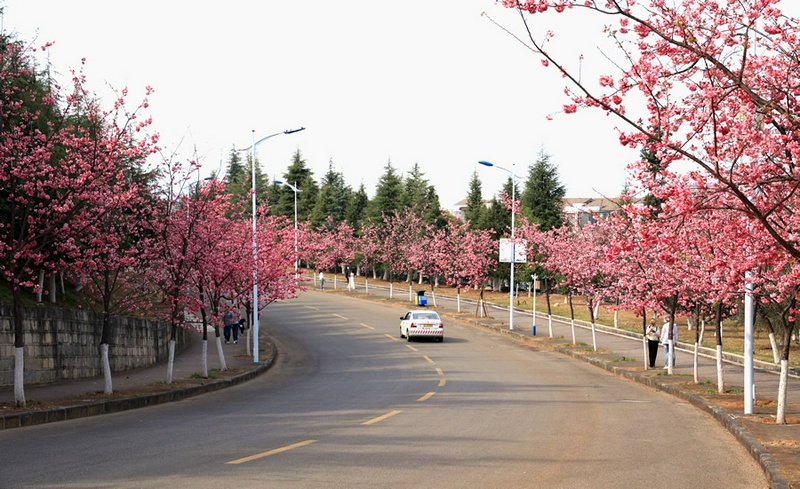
[238,127,305,362]
[478,160,521,331]
[273,180,300,276]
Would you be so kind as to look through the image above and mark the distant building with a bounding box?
[562,198,623,227]
[451,196,624,226]
[451,198,492,222]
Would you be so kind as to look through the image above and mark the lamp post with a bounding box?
[274,180,300,276]
[238,127,305,362]
[478,160,520,331]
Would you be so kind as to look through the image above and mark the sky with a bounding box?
[4,1,773,210]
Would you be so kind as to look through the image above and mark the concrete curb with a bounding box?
[0,338,277,431]
[459,315,791,489]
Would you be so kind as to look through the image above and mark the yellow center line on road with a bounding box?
[360,323,375,330]
[333,314,348,320]
[435,367,446,387]
[406,345,418,352]
[418,392,436,402]
[385,334,399,341]
[226,440,318,465]
[362,410,402,426]
[422,356,434,364]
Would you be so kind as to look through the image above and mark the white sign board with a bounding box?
[499,238,527,263]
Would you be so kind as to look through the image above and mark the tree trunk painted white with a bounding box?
[693,343,699,383]
[216,336,227,371]
[667,339,674,375]
[570,319,576,345]
[478,299,485,317]
[642,337,648,369]
[457,290,461,313]
[246,325,252,357]
[716,345,725,393]
[590,320,597,351]
[593,302,600,320]
[548,314,553,338]
[614,310,618,328]
[687,316,694,331]
[365,278,370,294]
[49,273,56,303]
[167,339,176,384]
[768,332,780,364]
[37,271,44,303]
[777,359,789,424]
[408,285,413,302]
[418,271,423,285]
[14,347,26,407]
[699,319,705,344]
[101,343,113,394]
[389,283,393,299]
[201,339,208,378]
[334,274,337,289]
[431,290,437,307]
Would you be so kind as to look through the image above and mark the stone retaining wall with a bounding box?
[0,305,185,386]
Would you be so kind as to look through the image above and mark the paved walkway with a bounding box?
[1,287,798,488]
[0,329,272,424]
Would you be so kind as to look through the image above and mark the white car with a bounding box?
[400,310,444,342]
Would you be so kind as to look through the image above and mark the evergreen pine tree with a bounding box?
[464,171,485,229]
[402,163,429,216]
[223,147,249,207]
[310,160,351,227]
[368,160,404,222]
[521,150,566,231]
[345,184,370,233]
[276,149,318,221]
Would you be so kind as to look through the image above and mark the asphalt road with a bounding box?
[0,292,767,488]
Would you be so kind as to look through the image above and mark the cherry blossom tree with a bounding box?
[374,210,421,299]
[149,157,207,384]
[69,169,158,395]
[357,222,384,293]
[187,179,250,376]
[517,218,564,337]
[497,0,800,422]
[442,221,496,317]
[0,37,157,405]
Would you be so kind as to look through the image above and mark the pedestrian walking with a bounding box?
[645,319,660,368]
[319,271,325,290]
[660,319,678,368]
[223,311,234,344]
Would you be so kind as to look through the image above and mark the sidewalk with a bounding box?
[1,289,798,488]
[0,329,275,428]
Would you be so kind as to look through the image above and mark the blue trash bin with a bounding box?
[417,290,427,306]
